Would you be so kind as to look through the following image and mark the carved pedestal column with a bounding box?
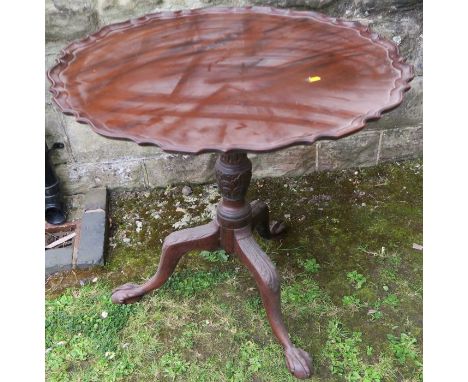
[215,152,252,252]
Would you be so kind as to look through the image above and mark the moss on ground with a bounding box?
[46,159,423,381]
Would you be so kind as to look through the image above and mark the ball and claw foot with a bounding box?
[111,283,145,304]
[285,346,313,379]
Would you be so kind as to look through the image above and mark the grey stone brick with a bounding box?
[318,131,381,170]
[46,42,74,165]
[379,125,422,162]
[366,76,423,132]
[144,153,217,187]
[352,0,422,13]
[96,0,164,25]
[249,0,336,9]
[46,103,73,166]
[84,188,108,212]
[76,211,107,268]
[45,0,100,42]
[61,115,163,162]
[55,160,147,195]
[45,247,73,276]
[250,145,316,179]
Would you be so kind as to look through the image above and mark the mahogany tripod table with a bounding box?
[48,7,413,379]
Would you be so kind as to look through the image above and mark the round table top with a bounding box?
[48,7,413,154]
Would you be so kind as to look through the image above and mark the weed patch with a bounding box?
[342,295,363,310]
[347,271,367,289]
[322,320,390,382]
[162,269,232,297]
[159,351,190,379]
[302,258,321,274]
[387,333,420,365]
[199,249,229,263]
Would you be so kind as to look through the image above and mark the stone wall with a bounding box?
[45,0,423,195]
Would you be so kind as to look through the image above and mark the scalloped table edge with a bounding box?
[47,6,414,155]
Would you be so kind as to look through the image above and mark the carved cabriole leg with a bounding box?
[234,227,312,379]
[250,200,287,239]
[111,221,220,304]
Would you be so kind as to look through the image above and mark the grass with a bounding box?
[342,295,363,309]
[162,269,233,297]
[347,271,367,290]
[322,319,392,382]
[45,159,423,381]
[45,284,138,381]
[302,258,321,274]
[199,249,230,263]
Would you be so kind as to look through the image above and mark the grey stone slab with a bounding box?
[45,42,67,102]
[250,0,335,9]
[46,103,74,166]
[62,115,164,162]
[46,42,74,165]
[76,211,107,268]
[249,145,316,179]
[55,160,147,195]
[318,131,381,171]
[362,11,423,131]
[96,0,165,25]
[366,76,423,131]
[144,153,217,187]
[379,125,422,162]
[84,188,108,212]
[63,194,86,221]
[45,247,73,276]
[46,0,100,42]
[352,0,422,13]
[47,42,159,164]
[151,0,211,13]
[370,13,423,77]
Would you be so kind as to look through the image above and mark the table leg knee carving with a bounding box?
[111,221,220,304]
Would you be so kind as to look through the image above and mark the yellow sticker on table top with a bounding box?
[307,76,321,83]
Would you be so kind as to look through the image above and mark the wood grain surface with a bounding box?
[48,7,413,154]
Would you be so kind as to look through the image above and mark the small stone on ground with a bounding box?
[182,185,192,196]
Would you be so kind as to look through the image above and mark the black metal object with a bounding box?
[45,143,66,224]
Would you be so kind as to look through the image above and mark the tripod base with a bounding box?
[111,153,312,379]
